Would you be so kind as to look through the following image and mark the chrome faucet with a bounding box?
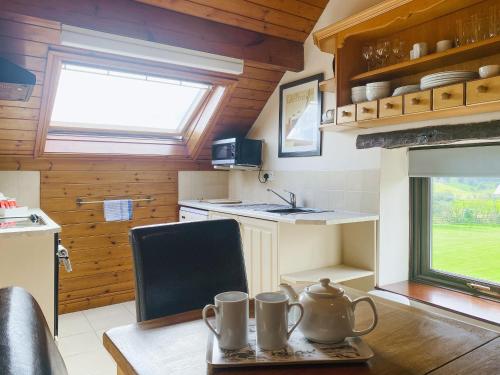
[266,188,296,208]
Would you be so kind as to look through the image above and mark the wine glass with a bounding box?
[489,5,499,38]
[376,39,391,67]
[455,18,465,47]
[392,38,406,63]
[362,45,374,70]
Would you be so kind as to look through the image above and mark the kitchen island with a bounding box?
[179,200,378,297]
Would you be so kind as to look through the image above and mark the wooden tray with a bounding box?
[206,320,374,368]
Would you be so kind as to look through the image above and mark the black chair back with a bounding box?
[0,287,68,375]
[129,219,248,322]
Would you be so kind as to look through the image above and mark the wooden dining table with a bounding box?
[103,287,500,375]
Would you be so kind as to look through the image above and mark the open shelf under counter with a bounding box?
[350,36,500,84]
[280,264,374,285]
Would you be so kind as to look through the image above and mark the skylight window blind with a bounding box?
[408,145,500,177]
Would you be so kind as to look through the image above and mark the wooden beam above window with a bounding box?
[2,0,304,72]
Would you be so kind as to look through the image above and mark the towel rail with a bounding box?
[76,197,155,206]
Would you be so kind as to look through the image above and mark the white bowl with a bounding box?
[351,86,367,103]
[392,84,420,96]
[352,94,367,104]
[479,65,500,78]
[366,87,390,101]
[367,81,390,88]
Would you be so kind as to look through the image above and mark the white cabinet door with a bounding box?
[179,208,208,222]
[208,211,237,220]
[238,216,279,297]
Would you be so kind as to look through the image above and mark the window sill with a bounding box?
[378,281,500,326]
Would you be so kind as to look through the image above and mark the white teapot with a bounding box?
[280,278,378,343]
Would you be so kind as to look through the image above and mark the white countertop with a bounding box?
[0,208,61,236]
[178,200,379,225]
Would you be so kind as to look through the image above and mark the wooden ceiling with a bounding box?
[136,0,329,42]
[0,0,328,160]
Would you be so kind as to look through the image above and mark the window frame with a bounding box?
[410,177,500,301]
[36,48,236,157]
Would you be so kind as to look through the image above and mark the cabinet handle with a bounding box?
[441,92,451,100]
[476,85,488,93]
[384,102,393,109]
[361,107,371,113]
[341,110,351,117]
[411,97,420,105]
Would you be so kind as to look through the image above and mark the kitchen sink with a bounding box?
[265,208,316,214]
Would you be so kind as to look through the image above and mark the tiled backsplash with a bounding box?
[178,171,229,200]
[229,170,380,213]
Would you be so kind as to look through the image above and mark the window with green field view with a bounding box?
[411,177,500,299]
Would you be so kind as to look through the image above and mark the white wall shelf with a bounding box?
[280,264,374,285]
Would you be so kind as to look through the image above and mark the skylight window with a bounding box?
[49,63,211,136]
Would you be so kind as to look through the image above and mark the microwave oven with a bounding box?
[211,138,262,168]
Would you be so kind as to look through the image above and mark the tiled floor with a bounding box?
[57,301,136,375]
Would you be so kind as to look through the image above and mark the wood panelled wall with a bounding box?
[0,11,286,160]
[0,157,210,313]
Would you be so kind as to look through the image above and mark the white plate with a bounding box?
[421,71,477,81]
[393,84,420,96]
[422,75,475,83]
[420,79,469,89]
[420,74,477,83]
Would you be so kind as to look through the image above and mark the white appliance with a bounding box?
[0,210,66,336]
[179,207,208,222]
[0,172,70,337]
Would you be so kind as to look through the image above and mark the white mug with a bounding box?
[436,39,452,53]
[202,291,248,350]
[413,42,428,58]
[255,292,304,351]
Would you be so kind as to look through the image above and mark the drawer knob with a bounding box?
[361,107,371,113]
[384,102,393,109]
[441,92,451,100]
[341,110,351,117]
[411,97,420,105]
[476,85,488,93]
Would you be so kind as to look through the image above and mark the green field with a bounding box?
[432,224,500,283]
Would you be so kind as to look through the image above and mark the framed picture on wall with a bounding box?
[278,73,323,157]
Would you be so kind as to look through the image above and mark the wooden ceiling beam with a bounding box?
[2,0,304,72]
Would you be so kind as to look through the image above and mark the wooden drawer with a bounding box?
[433,83,464,110]
[404,90,432,114]
[356,100,378,121]
[466,76,500,105]
[337,105,356,124]
[379,96,403,118]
